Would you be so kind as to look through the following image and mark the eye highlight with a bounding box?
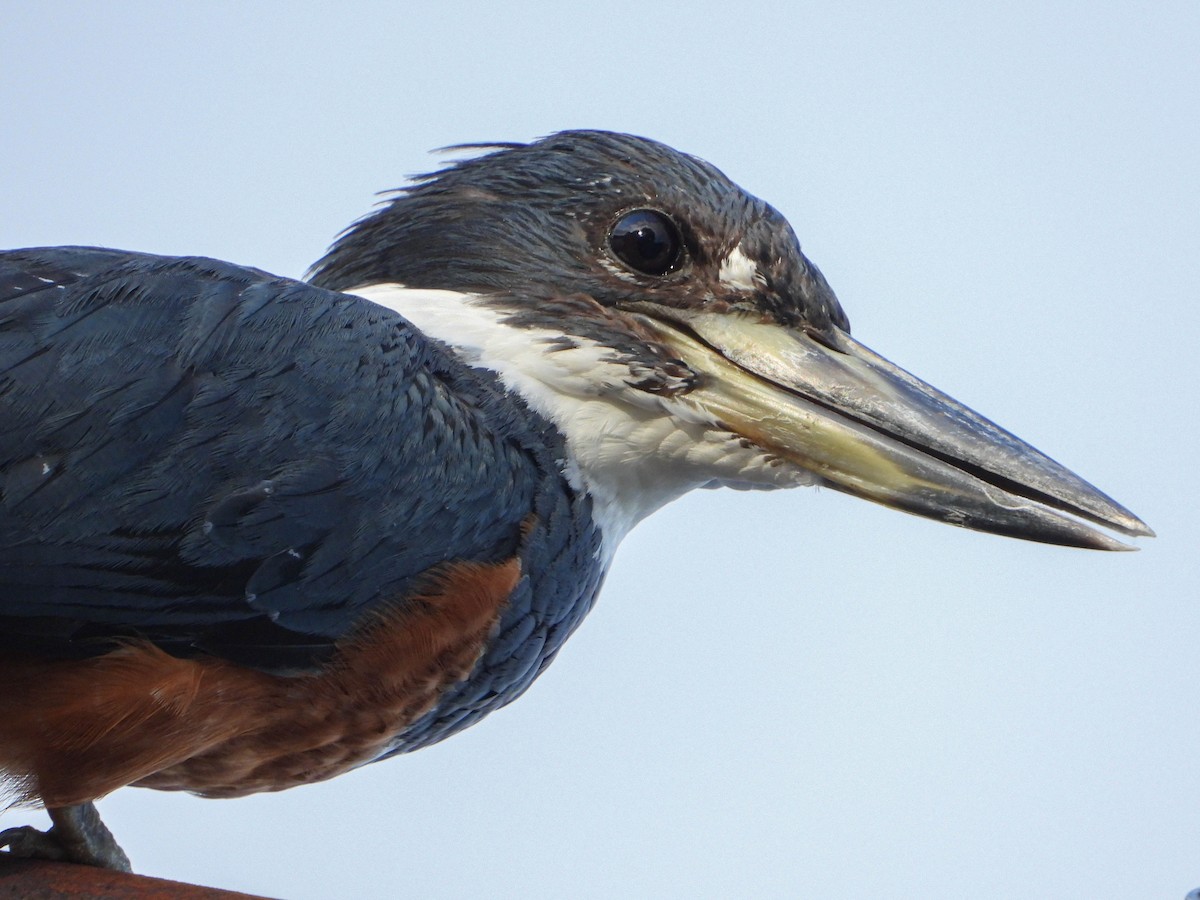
[608,209,684,276]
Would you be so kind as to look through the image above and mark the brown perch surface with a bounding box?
[0,854,276,899]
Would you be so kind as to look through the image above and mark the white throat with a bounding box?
[343,284,807,561]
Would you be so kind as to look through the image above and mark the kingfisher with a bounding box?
[0,131,1150,872]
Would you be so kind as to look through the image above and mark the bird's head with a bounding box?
[311,131,1150,552]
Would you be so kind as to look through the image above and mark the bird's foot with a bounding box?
[0,802,131,872]
[0,823,71,862]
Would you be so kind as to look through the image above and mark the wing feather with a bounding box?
[0,248,545,673]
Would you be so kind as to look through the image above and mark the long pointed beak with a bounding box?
[629,305,1152,550]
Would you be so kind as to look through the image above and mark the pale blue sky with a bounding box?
[3,3,1198,898]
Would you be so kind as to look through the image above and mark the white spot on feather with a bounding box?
[718,245,764,293]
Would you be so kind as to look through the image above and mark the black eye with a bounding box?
[608,209,684,276]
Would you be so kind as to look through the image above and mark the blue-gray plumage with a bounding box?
[0,131,1149,871]
[0,248,599,682]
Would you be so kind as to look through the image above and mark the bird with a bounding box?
[0,130,1151,872]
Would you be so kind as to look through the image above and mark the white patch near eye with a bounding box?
[598,256,639,284]
[718,245,764,293]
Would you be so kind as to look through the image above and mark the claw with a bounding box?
[0,802,131,872]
